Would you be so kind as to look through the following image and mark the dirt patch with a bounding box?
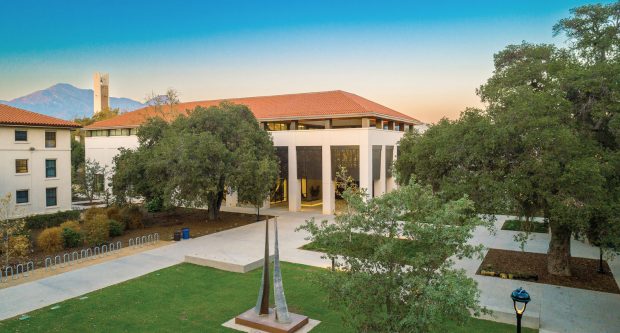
[477,248,619,294]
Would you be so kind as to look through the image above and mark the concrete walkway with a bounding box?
[0,208,618,333]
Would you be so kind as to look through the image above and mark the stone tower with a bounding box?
[93,72,109,114]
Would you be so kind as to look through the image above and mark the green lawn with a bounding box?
[502,219,549,233]
[0,263,536,332]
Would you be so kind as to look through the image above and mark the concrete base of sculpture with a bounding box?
[231,308,311,333]
[184,253,274,273]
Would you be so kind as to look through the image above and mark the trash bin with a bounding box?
[182,228,190,240]
[173,230,182,241]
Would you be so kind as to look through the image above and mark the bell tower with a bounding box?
[93,72,109,114]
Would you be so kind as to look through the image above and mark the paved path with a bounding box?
[0,208,618,333]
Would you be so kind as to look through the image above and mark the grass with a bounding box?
[0,262,536,333]
[501,219,549,233]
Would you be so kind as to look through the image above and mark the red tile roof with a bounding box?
[0,104,81,128]
[86,90,420,129]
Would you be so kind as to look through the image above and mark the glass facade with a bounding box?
[386,146,394,178]
[331,146,360,181]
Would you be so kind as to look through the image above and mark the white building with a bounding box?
[0,104,80,218]
[85,90,424,214]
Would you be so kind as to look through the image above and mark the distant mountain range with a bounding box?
[0,83,144,120]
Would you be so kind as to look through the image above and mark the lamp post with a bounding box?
[511,287,531,333]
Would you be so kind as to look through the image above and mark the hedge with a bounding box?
[21,210,81,229]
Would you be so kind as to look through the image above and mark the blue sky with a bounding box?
[0,0,608,122]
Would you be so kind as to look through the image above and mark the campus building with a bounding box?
[85,90,423,214]
[0,104,80,218]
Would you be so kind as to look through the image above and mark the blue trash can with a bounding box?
[182,228,190,240]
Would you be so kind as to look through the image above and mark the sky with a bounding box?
[0,0,610,123]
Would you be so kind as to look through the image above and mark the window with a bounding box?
[46,159,57,178]
[46,188,57,207]
[109,129,123,136]
[45,131,56,148]
[266,122,289,131]
[16,190,29,204]
[14,130,27,142]
[87,130,109,137]
[121,128,131,136]
[15,159,28,173]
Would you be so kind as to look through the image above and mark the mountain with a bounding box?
[0,83,144,120]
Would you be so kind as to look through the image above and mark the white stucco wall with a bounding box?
[85,135,139,171]
[84,128,406,215]
[0,126,73,218]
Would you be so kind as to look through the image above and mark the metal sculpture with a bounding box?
[273,217,291,323]
[255,217,271,315]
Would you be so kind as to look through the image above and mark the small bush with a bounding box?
[106,206,122,222]
[5,235,31,261]
[60,220,80,232]
[120,205,144,230]
[84,207,106,222]
[19,210,80,229]
[145,197,163,213]
[108,219,125,237]
[37,227,64,253]
[62,228,82,248]
[83,215,110,246]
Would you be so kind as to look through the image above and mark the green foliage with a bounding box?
[62,227,83,248]
[78,158,109,203]
[0,263,534,333]
[0,193,32,265]
[37,227,64,253]
[144,197,163,213]
[111,102,278,220]
[83,214,110,246]
[19,210,81,230]
[298,179,490,332]
[395,3,620,276]
[108,219,125,237]
[501,220,549,234]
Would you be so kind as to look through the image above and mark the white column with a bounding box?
[288,145,301,212]
[322,145,335,215]
[359,141,373,200]
[377,145,386,197]
[225,190,238,207]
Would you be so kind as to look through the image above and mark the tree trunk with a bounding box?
[256,206,260,221]
[547,222,572,276]
[208,199,219,220]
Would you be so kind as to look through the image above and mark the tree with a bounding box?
[234,141,279,220]
[0,193,31,266]
[112,102,278,220]
[79,158,108,203]
[396,3,620,276]
[298,178,489,332]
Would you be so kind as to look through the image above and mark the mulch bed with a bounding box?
[477,248,620,294]
[23,208,268,269]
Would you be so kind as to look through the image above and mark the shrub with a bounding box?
[120,205,144,230]
[62,229,82,248]
[106,206,122,222]
[37,227,64,253]
[84,207,106,222]
[60,220,80,232]
[108,219,125,237]
[83,215,110,246]
[19,210,81,229]
[4,235,31,262]
[145,197,163,213]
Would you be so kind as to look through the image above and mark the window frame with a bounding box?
[45,131,57,148]
[45,159,57,178]
[15,159,29,174]
[14,130,28,142]
[15,190,29,204]
[45,187,58,207]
